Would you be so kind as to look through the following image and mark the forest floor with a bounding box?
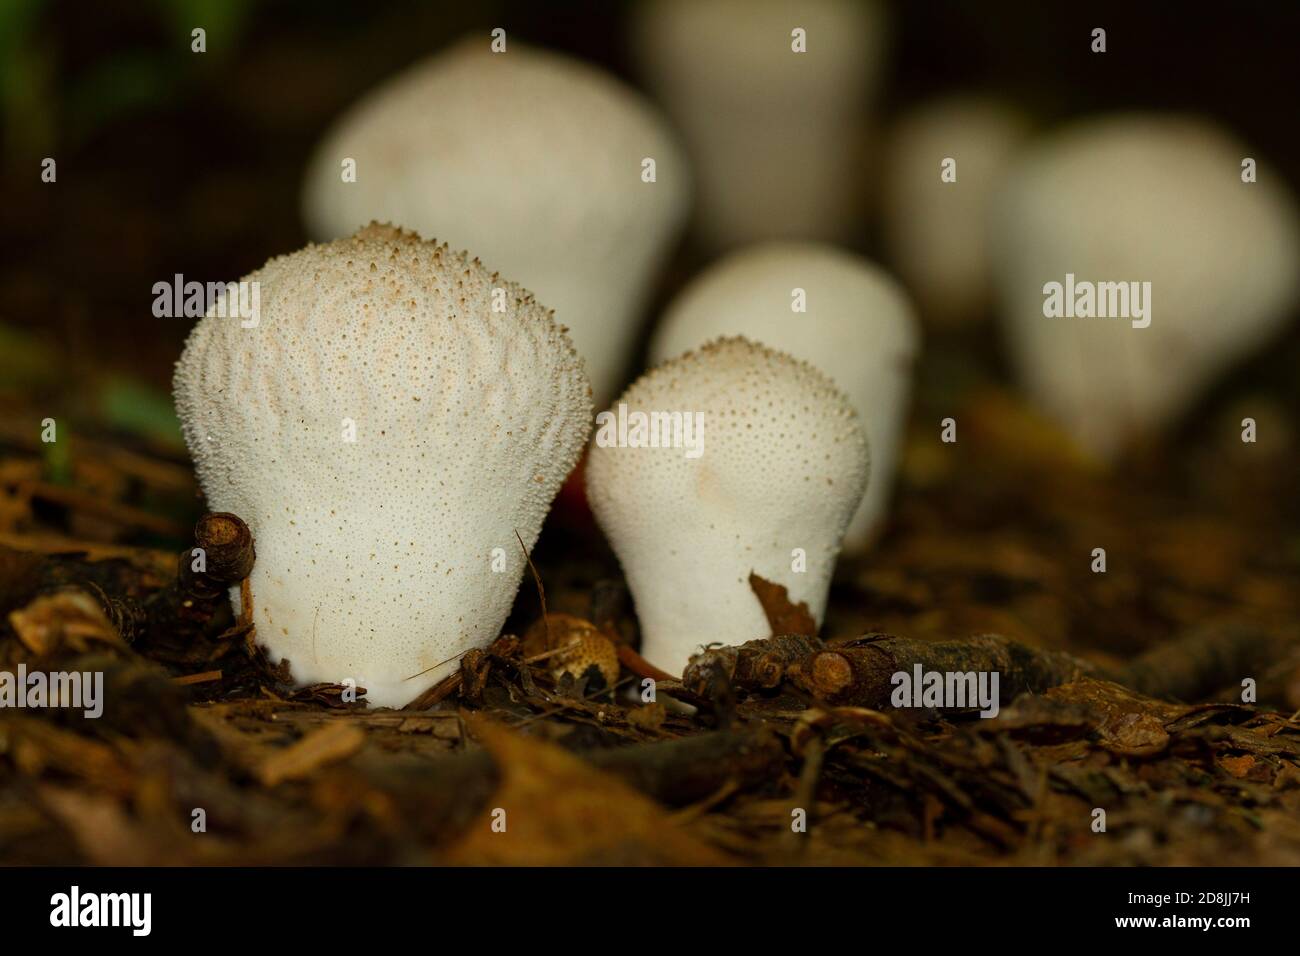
[2,368,1299,866]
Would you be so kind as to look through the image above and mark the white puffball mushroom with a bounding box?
[632,0,886,249]
[882,96,1031,326]
[173,223,592,707]
[301,38,690,406]
[990,114,1300,462]
[586,337,869,676]
[648,243,918,551]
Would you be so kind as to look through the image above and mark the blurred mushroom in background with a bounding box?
[302,37,691,406]
[989,114,1300,464]
[881,95,1031,328]
[632,0,886,250]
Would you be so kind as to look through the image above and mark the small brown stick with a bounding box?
[515,529,548,647]
[194,512,256,582]
[402,634,520,711]
[780,625,1300,710]
[403,670,462,711]
[172,669,223,686]
[788,633,1099,709]
[617,644,676,683]
[141,512,256,653]
[684,633,830,696]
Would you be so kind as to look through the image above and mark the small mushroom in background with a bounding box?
[586,337,869,676]
[881,95,1031,327]
[173,223,592,708]
[989,114,1300,462]
[301,37,690,407]
[648,243,918,552]
[631,0,886,250]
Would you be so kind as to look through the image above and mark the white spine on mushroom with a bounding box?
[990,115,1300,462]
[632,0,885,249]
[649,243,917,551]
[882,96,1030,326]
[586,337,869,675]
[173,224,592,707]
[301,38,690,407]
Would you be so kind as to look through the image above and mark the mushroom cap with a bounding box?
[649,242,917,550]
[173,223,592,707]
[882,95,1031,326]
[586,336,869,675]
[302,38,690,405]
[990,114,1300,461]
[631,0,886,247]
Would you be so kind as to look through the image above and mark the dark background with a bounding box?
[4,0,1298,397]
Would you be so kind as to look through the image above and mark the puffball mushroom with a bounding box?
[632,0,885,249]
[173,223,592,707]
[301,38,689,407]
[586,337,869,676]
[882,96,1030,326]
[648,243,918,551]
[990,114,1300,462]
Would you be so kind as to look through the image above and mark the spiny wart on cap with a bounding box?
[586,336,869,676]
[173,223,593,708]
[989,114,1300,462]
[649,242,917,552]
[302,37,690,407]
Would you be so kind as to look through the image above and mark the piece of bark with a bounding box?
[788,633,1099,709]
[683,633,825,696]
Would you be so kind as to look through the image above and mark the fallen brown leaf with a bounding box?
[749,572,816,637]
[442,717,733,865]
